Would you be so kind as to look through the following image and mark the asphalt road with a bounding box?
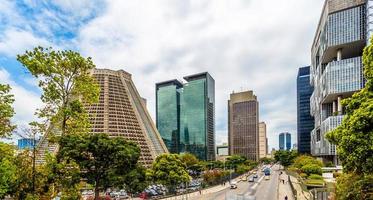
[189,164,279,200]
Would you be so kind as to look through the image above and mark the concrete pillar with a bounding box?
[337,96,342,115]
[332,101,337,114]
[337,49,342,61]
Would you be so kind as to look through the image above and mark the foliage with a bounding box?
[236,164,252,174]
[335,173,373,200]
[57,133,141,199]
[299,173,308,178]
[17,47,99,136]
[0,84,16,137]
[292,155,322,169]
[304,179,324,186]
[0,145,16,198]
[324,161,334,167]
[147,154,191,194]
[180,153,199,169]
[326,37,373,175]
[274,150,298,167]
[259,157,274,165]
[123,165,148,196]
[301,164,322,175]
[225,155,247,170]
[308,174,323,180]
[202,169,229,186]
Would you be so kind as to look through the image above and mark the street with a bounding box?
[188,164,280,200]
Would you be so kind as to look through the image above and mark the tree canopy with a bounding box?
[147,154,191,194]
[0,84,16,137]
[17,47,99,136]
[58,133,141,199]
[274,150,298,167]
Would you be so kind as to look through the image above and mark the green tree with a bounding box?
[326,37,373,175]
[226,155,246,171]
[17,47,100,137]
[274,150,298,167]
[292,155,322,169]
[58,133,141,200]
[335,173,373,200]
[147,154,191,194]
[301,164,322,175]
[0,84,16,137]
[0,142,16,198]
[122,165,148,197]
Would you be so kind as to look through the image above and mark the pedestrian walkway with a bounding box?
[288,175,311,200]
[278,173,294,200]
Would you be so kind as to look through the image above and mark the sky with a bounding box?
[0,0,325,151]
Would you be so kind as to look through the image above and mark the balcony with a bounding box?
[311,115,344,156]
[321,57,364,103]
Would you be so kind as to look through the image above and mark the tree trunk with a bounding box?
[95,186,100,200]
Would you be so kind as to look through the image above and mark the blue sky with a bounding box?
[0,0,325,150]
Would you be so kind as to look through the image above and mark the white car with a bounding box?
[230,181,238,189]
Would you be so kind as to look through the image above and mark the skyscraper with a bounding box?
[310,0,368,164]
[228,91,259,161]
[259,122,267,158]
[279,132,291,151]
[156,72,215,161]
[297,66,314,154]
[86,69,169,166]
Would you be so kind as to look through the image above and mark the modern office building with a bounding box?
[297,66,314,154]
[18,138,37,150]
[258,122,268,158]
[156,72,215,161]
[228,91,259,161]
[310,0,369,164]
[279,132,291,151]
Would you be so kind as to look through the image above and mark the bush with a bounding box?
[333,172,342,178]
[236,164,251,174]
[301,164,322,175]
[336,173,373,200]
[293,155,323,169]
[305,179,324,186]
[300,173,308,178]
[308,174,323,180]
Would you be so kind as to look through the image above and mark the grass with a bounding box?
[305,179,324,186]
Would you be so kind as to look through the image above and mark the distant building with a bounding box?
[228,91,259,161]
[297,66,314,154]
[310,0,368,164]
[258,122,267,158]
[18,138,37,150]
[216,144,228,156]
[156,72,216,161]
[279,132,291,151]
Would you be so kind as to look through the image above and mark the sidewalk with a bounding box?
[288,175,311,200]
[278,173,294,200]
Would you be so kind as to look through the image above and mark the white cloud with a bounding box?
[0,0,325,150]
[76,0,324,150]
[0,68,42,127]
[0,29,52,57]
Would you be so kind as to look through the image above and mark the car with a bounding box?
[230,181,238,189]
[265,175,270,180]
[248,177,255,182]
[253,174,258,178]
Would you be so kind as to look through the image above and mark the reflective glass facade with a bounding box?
[297,66,314,154]
[279,132,291,150]
[156,73,215,161]
[156,81,181,153]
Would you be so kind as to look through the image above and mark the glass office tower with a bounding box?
[279,132,291,151]
[310,0,368,164]
[297,66,314,154]
[156,80,182,153]
[156,72,215,161]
